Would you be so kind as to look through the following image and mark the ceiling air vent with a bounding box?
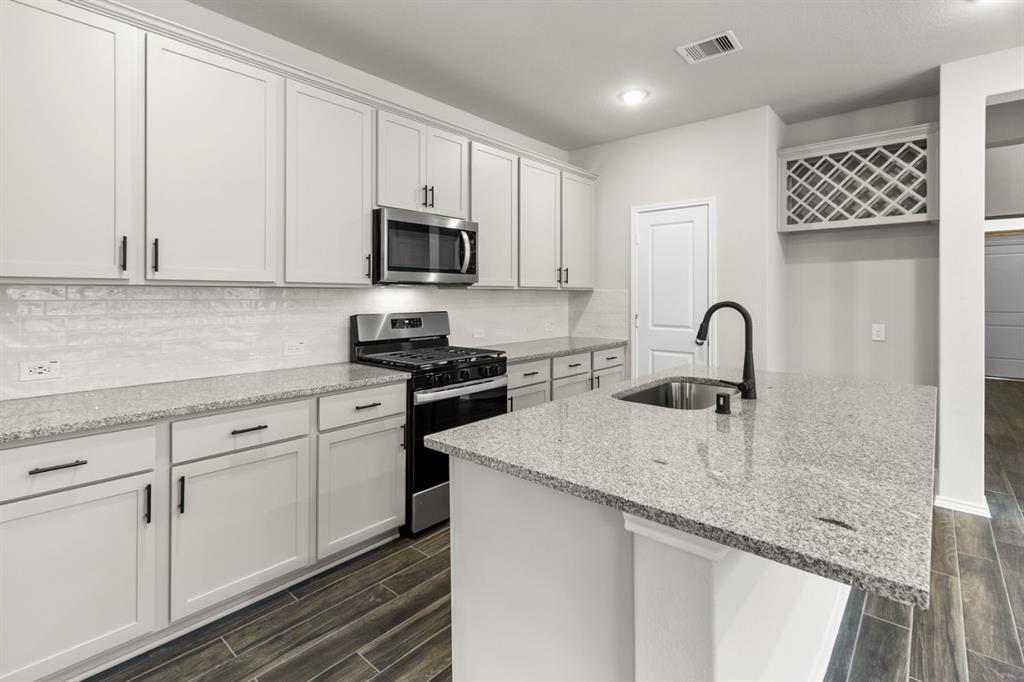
[675,31,742,65]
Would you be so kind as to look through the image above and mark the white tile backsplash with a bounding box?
[570,289,630,339]
[1,285,570,399]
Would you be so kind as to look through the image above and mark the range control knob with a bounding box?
[489,365,501,376]
[459,369,471,382]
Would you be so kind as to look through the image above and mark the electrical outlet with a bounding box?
[20,360,62,381]
[871,323,886,342]
[282,340,305,357]
[472,328,485,339]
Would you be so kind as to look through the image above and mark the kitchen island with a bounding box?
[426,365,937,681]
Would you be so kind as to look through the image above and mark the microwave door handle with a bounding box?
[459,231,471,274]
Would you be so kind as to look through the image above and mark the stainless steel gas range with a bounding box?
[351,311,507,535]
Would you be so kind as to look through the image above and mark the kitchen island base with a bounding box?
[450,457,849,681]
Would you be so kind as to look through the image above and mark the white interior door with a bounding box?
[633,203,711,377]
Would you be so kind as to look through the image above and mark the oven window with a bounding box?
[387,220,466,273]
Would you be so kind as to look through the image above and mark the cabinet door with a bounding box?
[377,111,427,211]
[146,34,282,282]
[508,383,550,413]
[0,473,155,681]
[593,366,625,390]
[170,439,310,620]
[317,416,404,560]
[561,172,596,289]
[551,374,592,400]
[426,127,469,218]
[471,143,518,288]
[519,159,561,288]
[285,81,373,285]
[0,0,140,279]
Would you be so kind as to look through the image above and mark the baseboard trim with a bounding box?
[934,495,991,518]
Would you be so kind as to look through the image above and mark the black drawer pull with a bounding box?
[365,253,372,279]
[144,483,152,524]
[423,185,429,207]
[121,235,128,272]
[28,459,87,475]
[568,363,582,368]
[152,238,159,272]
[178,476,186,514]
[231,424,269,436]
[522,371,540,377]
[429,186,435,208]
[355,402,382,410]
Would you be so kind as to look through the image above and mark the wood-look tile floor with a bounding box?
[88,526,453,682]
[90,379,1024,682]
[827,378,1024,682]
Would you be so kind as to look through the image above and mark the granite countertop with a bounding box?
[497,336,627,363]
[0,363,409,445]
[426,365,937,607]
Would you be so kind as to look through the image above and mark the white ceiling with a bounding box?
[191,0,1024,151]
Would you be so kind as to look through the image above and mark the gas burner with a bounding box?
[361,345,504,370]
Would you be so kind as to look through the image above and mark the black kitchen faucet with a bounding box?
[694,301,757,399]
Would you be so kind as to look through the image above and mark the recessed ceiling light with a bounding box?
[618,89,649,105]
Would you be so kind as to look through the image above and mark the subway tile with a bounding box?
[224,287,262,299]
[66,286,128,300]
[4,285,66,300]
[127,286,181,299]
[45,301,107,316]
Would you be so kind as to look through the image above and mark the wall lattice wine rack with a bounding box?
[778,124,938,232]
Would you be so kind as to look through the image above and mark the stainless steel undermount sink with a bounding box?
[614,379,741,411]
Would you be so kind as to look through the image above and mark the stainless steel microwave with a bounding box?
[373,207,478,285]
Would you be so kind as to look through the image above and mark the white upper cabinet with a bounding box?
[377,110,428,212]
[146,34,282,282]
[285,81,373,285]
[560,172,596,289]
[377,111,468,218]
[0,0,140,279]
[471,143,518,288]
[426,127,470,218]
[519,158,561,288]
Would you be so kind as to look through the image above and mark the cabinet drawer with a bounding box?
[593,346,626,371]
[552,352,591,379]
[0,427,156,503]
[507,359,551,389]
[319,383,406,432]
[172,401,309,465]
[551,374,592,400]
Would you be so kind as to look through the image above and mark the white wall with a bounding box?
[0,284,569,400]
[779,97,940,386]
[569,106,784,370]
[938,47,1024,516]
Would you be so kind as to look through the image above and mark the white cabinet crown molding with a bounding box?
[62,0,595,182]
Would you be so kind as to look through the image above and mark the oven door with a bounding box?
[409,376,507,533]
[375,207,477,285]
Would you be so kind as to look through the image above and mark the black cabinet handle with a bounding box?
[429,186,435,208]
[231,424,268,435]
[400,424,406,449]
[365,254,372,279]
[121,235,128,272]
[568,363,582,368]
[28,459,87,475]
[606,356,618,361]
[564,268,569,284]
[152,238,159,272]
[355,401,382,410]
[422,185,429,207]
[178,476,185,514]
[556,267,562,284]
[144,483,152,524]
[523,371,539,377]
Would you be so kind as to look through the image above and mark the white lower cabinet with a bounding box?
[317,416,405,560]
[593,365,625,390]
[507,383,551,413]
[0,473,156,681]
[551,374,592,400]
[170,439,310,621]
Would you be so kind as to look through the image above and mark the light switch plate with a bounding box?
[871,323,886,342]
[472,328,485,339]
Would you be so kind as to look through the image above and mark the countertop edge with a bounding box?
[426,436,930,608]
[503,338,628,363]
[0,371,409,446]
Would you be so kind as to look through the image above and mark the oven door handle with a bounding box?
[459,231,471,274]
[414,376,507,405]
